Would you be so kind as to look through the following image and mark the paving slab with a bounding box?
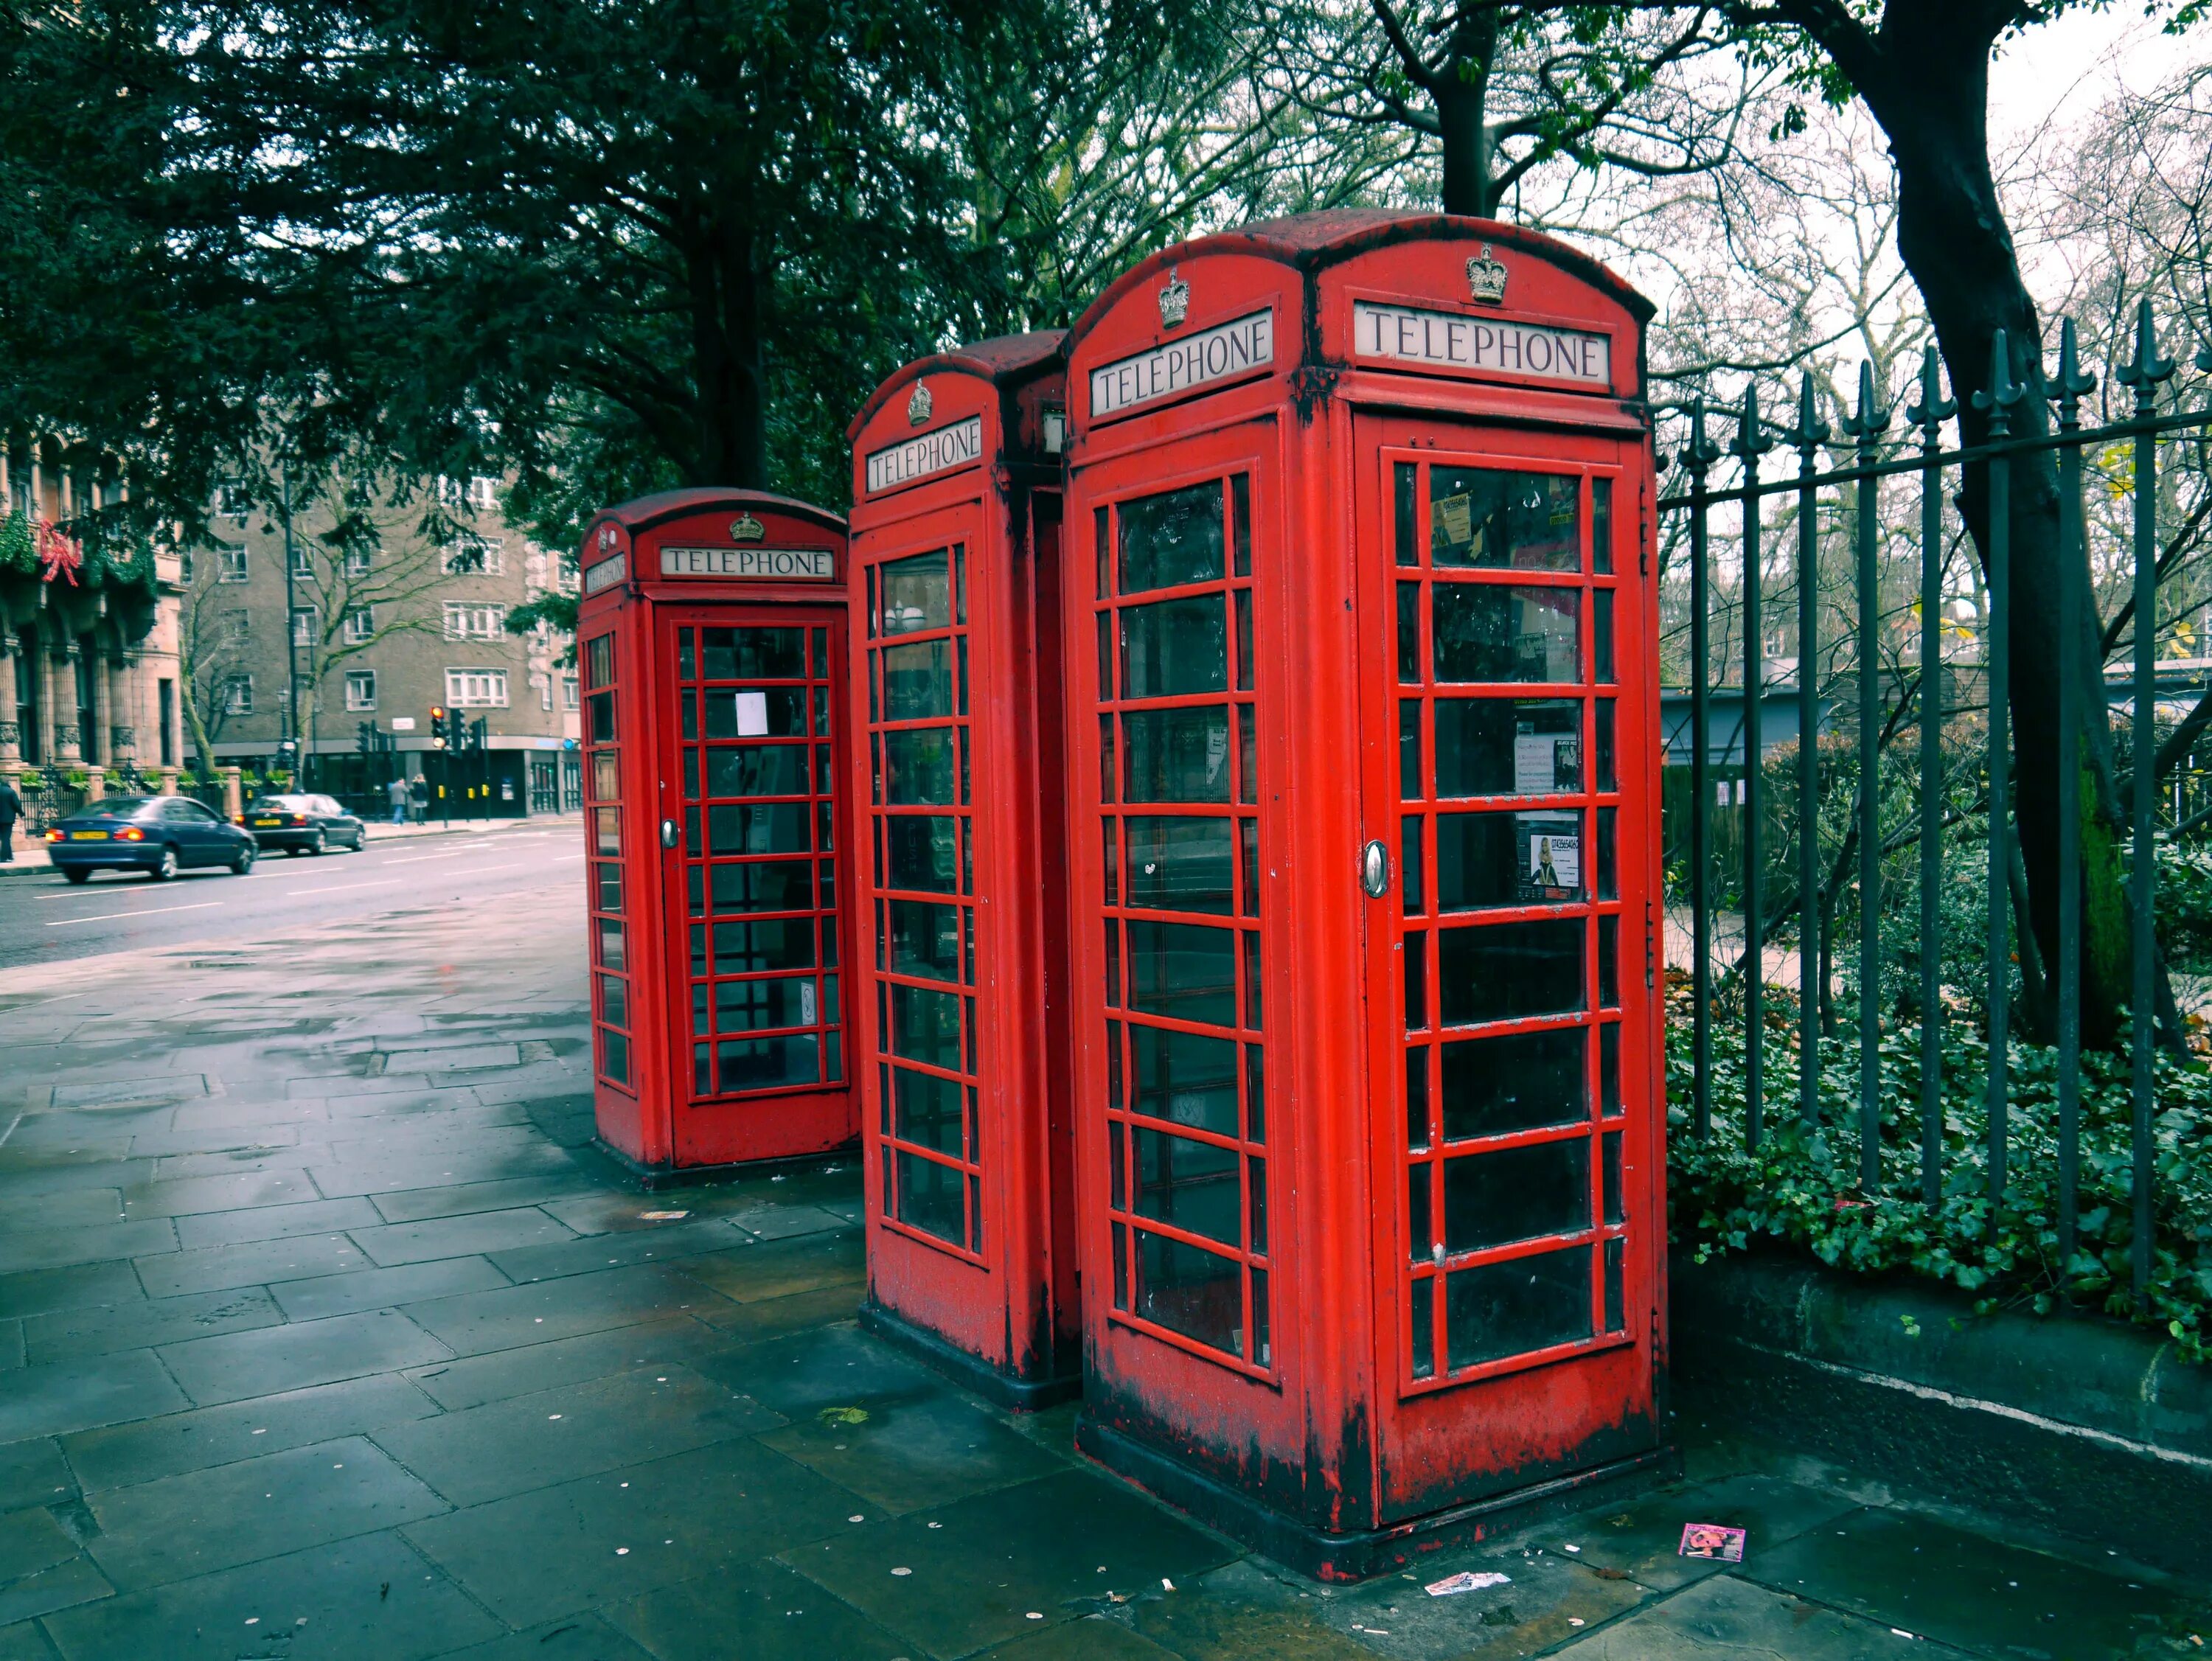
[1117,1558,1372,1660]
[437,1612,659,1661]
[0,1219,178,1274]
[399,1263,727,1357]
[157,1309,450,1407]
[346,1207,577,1268]
[757,1385,1068,1516]
[976,1615,1185,1660]
[23,1286,283,1363]
[364,1172,604,1225]
[1548,1572,1977,1658]
[269,1255,512,1322]
[173,1197,385,1251]
[0,1350,189,1443]
[781,1468,1239,1657]
[0,1503,80,1581]
[1529,1472,1864,1594]
[0,1188,126,1232]
[674,1230,864,1306]
[41,1528,505,1661]
[686,1321,943,1421]
[602,1559,914,1661]
[61,1373,442,1495]
[305,1143,581,1198]
[486,1217,748,1284]
[402,1437,862,1628]
[0,1262,142,1324]
[120,1170,320,1219]
[84,1435,451,1592]
[0,1556,114,1627]
[0,1436,74,1513]
[133,1233,370,1299]
[401,1317,740,1413]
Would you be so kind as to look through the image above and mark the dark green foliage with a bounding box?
[1669,1020,2212,1362]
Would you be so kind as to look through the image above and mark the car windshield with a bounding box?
[248,797,310,812]
[89,797,159,818]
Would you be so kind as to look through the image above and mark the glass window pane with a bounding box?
[1401,816,1424,913]
[1126,919,1238,1027]
[883,728,956,804]
[1095,506,1111,599]
[1110,1121,1127,1210]
[598,973,627,1030]
[1408,1164,1431,1262]
[1120,481,1225,593]
[1434,585,1580,683]
[706,745,810,798]
[594,807,621,855]
[1405,934,1428,1031]
[1598,807,1618,899]
[1604,1237,1625,1332]
[709,803,810,854]
[1438,809,1582,910]
[714,1034,820,1093]
[1444,1138,1590,1253]
[1394,462,1419,566]
[1446,1245,1593,1369]
[1409,1275,1435,1379]
[1435,698,1580,798]
[1134,1230,1242,1357]
[591,751,619,801]
[1124,708,1231,803]
[889,899,962,983]
[1096,613,1114,700]
[585,633,613,689]
[714,919,814,973]
[1442,1025,1586,1139]
[1406,1045,1430,1147]
[887,816,959,894]
[1592,478,1613,575]
[1239,818,1259,916]
[1599,916,1619,1009]
[1130,1024,1239,1135]
[883,641,951,720]
[596,917,625,971]
[897,1150,965,1244]
[1439,919,1584,1024]
[702,627,805,680]
[881,549,951,635]
[1248,1155,1267,1256]
[709,859,815,915]
[1400,702,1422,799]
[1122,596,1227,700]
[1102,818,1119,905]
[588,692,616,744]
[1601,1022,1621,1116]
[891,982,964,1070]
[714,974,818,1033]
[703,688,807,739]
[1596,699,1616,790]
[1126,816,1234,913]
[594,861,623,913]
[1232,475,1252,577]
[1603,1129,1624,1224]
[1234,591,1253,691]
[1397,583,1420,683]
[1429,467,1580,571]
[894,1066,963,1155]
[1594,589,1615,684]
[1245,1045,1265,1144]
[1132,1127,1241,1247]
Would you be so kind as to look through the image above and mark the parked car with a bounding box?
[238,794,365,854]
[44,795,257,883]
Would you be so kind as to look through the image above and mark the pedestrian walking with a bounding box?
[408,772,428,825]
[386,773,409,826]
[0,774,21,863]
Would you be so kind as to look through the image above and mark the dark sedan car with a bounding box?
[240,794,365,854]
[44,795,257,883]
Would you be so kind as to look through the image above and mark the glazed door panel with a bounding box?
[1355,416,1659,1517]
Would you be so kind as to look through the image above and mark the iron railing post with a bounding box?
[1907,348,1956,1208]
[1686,402,1720,1140]
[1733,387,1777,1148]
[2049,319,2095,1286]
[2117,299,2176,1306]
[1843,363,1893,1188]
[1790,376,1830,1131]
[1972,330,2024,1206]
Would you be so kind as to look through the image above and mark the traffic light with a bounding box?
[430,706,449,750]
[355,720,373,756]
[470,717,488,753]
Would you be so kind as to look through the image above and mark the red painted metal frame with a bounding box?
[577,490,858,1176]
[1059,212,1669,1577]
[844,334,1081,1406]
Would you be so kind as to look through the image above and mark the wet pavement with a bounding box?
[2,874,2208,1659]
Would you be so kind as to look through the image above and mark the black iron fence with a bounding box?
[1663,305,2212,1308]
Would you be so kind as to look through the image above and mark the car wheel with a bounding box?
[63,867,91,885]
[150,845,179,882]
[230,845,255,877]
[307,830,326,856]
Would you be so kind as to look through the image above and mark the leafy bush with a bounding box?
[1669,1019,2212,1360]
[2156,840,2212,975]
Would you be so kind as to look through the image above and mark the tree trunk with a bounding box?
[1434,15,1501,219]
[688,212,770,491]
[1867,9,2157,1050]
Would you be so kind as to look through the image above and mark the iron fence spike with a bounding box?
[2115,297,2176,394]
[1840,358,1892,439]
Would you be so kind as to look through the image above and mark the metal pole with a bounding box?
[1791,376,1830,1130]
[1909,348,1955,1208]
[1686,403,1719,1140]
[2116,299,2175,1306]
[1845,363,1892,1189]
[1974,332,2023,1206]
[279,471,300,754]
[1735,386,1775,1148]
[2050,320,2094,1286]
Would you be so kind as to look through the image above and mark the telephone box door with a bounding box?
[655,605,852,1165]
[1355,414,1663,1518]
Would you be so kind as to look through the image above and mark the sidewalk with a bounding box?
[0,882,2205,1657]
[0,811,580,879]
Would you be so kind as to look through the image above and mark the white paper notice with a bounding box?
[1530,830,1579,889]
[735,691,768,737]
[1513,733,1559,794]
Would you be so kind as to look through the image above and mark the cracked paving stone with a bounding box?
[157,1309,450,1406]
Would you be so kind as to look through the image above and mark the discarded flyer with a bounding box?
[1678,1523,1747,1561]
[638,1210,689,1221]
[1425,1570,1512,1597]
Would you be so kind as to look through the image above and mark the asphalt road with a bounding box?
[0,819,585,969]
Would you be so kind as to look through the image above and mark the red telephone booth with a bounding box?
[844,334,1081,1406]
[577,490,858,1177]
[1061,212,1668,1575]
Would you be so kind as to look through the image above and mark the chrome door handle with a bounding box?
[1360,839,1390,898]
[660,818,678,849]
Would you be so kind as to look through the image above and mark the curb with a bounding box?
[1672,1247,2211,1578]
[0,813,581,880]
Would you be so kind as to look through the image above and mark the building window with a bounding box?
[219,546,248,582]
[445,535,502,575]
[560,675,580,711]
[290,545,314,578]
[344,607,375,644]
[291,607,318,647]
[469,475,499,508]
[445,669,509,708]
[344,546,373,577]
[443,602,506,640]
[220,675,254,714]
[221,612,251,647]
[217,483,251,523]
[179,551,194,585]
[345,671,377,711]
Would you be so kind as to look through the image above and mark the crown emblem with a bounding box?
[1466,245,1508,304]
[730,512,764,542]
[597,524,619,551]
[1158,267,1190,329]
[906,382,933,426]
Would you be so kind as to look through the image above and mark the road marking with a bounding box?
[375,852,470,866]
[463,863,526,874]
[44,902,221,927]
[284,880,404,896]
